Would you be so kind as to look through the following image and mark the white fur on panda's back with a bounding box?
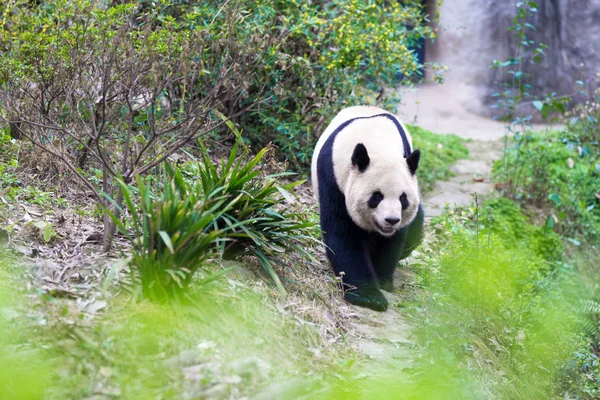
[311,106,413,202]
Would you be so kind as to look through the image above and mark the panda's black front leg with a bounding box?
[324,228,388,312]
[370,232,405,293]
[372,204,425,292]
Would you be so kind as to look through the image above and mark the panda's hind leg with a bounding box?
[400,204,425,260]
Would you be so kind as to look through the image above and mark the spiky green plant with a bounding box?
[192,137,320,294]
[105,124,319,298]
[104,167,239,301]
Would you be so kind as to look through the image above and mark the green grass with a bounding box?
[409,124,469,193]
[492,114,600,398]
[493,128,600,241]
[407,198,585,399]
[0,252,53,400]
[3,198,588,400]
[0,256,351,399]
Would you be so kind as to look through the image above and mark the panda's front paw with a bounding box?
[344,286,388,312]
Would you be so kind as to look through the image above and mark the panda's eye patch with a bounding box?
[368,191,384,208]
[399,192,409,210]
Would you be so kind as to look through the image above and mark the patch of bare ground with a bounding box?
[423,140,503,217]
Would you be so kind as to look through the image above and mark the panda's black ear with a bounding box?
[351,143,370,172]
[405,149,420,175]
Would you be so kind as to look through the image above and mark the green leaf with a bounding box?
[548,192,561,206]
[540,104,550,120]
[532,100,543,111]
[43,223,55,242]
[158,231,175,254]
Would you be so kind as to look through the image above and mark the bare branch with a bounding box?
[16,128,101,201]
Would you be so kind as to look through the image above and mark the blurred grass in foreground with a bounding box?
[0,252,52,400]
[0,198,590,399]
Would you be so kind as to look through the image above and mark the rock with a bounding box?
[426,0,600,118]
[0,228,8,247]
[487,0,600,113]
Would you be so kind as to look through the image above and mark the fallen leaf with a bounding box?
[567,157,574,168]
[21,204,43,217]
[22,211,32,222]
[473,177,485,182]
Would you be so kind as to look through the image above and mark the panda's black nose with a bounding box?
[385,217,400,226]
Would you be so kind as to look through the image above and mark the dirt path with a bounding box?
[423,140,503,217]
[347,83,509,379]
[397,83,510,217]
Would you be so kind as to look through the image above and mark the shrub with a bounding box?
[0,128,19,190]
[493,128,600,242]
[415,198,581,399]
[0,0,436,249]
[107,166,233,301]
[108,137,319,300]
[134,0,438,171]
[0,0,305,250]
[191,138,320,294]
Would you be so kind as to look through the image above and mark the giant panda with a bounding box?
[311,106,424,312]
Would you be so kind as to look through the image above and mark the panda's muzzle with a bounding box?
[385,217,400,226]
[376,219,399,235]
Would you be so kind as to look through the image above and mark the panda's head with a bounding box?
[345,143,420,237]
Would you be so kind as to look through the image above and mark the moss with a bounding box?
[531,226,563,262]
[479,197,563,262]
[408,124,469,193]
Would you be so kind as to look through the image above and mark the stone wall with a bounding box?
[425,0,600,117]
